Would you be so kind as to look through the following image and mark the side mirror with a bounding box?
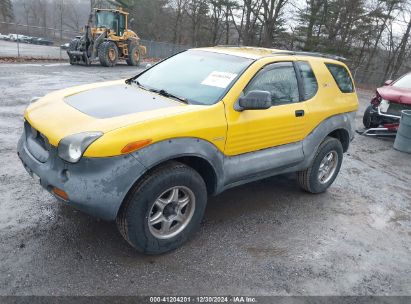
[384,79,393,86]
[235,90,272,111]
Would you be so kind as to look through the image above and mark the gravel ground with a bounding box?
[0,62,410,296]
[0,40,69,59]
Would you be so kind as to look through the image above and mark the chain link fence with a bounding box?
[0,21,79,43]
[0,22,78,59]
[0,22,190,61]
[140,39,190,60]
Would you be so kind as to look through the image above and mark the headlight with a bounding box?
[58,132,103,163]
[379,99,390,113]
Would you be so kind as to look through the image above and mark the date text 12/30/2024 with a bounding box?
[149,296,257,303]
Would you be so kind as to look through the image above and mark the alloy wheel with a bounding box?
[148,186,196,239]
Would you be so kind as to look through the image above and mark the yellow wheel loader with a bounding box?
[67,8,146,67]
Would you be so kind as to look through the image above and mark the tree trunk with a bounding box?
[363,1,396,77]
[391,15,411,76]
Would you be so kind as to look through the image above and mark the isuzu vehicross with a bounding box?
[18,47,358,254]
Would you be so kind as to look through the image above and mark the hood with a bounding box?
[65,84,178,119]
[377,86,411,105]
[25,80,197,146]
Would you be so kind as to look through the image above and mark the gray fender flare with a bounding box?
[301,111,355,166]
[131,138,225,193]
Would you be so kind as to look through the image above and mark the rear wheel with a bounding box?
[363,105,380,128]
[297,137,343,194]
[126,43,141,66]
[98,41,118,67]
[116,161,207,254]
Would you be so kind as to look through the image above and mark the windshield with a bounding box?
[135,50,253,105]
[96,11,115,28]
[393,73,411,90]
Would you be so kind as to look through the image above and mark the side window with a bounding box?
[325,63,354,93]
[244,62,300,106]
[296,61,318,100]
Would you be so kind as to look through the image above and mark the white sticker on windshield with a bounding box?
[201,71,238,88]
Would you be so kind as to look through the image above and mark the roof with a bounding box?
[196,46,345,62]
[197,46,280,59]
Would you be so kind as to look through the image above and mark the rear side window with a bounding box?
[325,63,354,93]
[296,61,318,100]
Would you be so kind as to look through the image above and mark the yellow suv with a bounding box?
[18,47,358,254]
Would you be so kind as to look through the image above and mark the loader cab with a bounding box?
[95,10,127,36]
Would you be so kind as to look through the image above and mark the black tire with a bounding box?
[68,38,80,51]
[363,105,380,128]
[126,43,141,66]
[68,38,80,65]
[116,161,207,254]
[98,41,118,67]
[297,137,343,194]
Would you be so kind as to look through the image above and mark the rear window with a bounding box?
[296,61,318,100]
[325,63,354,93]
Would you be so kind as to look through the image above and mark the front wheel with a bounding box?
[297,137,343,193]
[126,44,141,66]
[98,41,118,67]
[116,161,207,254]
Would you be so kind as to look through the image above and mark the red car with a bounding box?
[363,72,411,130]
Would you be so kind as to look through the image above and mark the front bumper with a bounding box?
[373,99,411,122]
[17,130,146,220]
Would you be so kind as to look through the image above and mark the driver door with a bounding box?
[224,61,308,156]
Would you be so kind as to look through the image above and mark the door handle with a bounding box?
[295,110,305,117]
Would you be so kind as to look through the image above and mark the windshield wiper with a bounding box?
[150,88,189,104]
[128,80,189,104]
[134,80,147,89]
[129,79,150,91]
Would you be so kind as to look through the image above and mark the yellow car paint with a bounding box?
[84,101,228,157]
[222,55,358,155]
[24,47,358,158]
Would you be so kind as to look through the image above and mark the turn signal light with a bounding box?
[121,139,152,154]
[52,187,69,201]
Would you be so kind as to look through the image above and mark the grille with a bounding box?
[24,121,50,151]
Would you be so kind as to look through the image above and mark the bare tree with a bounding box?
[391,13,411,75]
[185,0,209,46]
[258,0,289,47]
[209,0,224,44]
[170,0,188,43]
[363,0,403,74]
